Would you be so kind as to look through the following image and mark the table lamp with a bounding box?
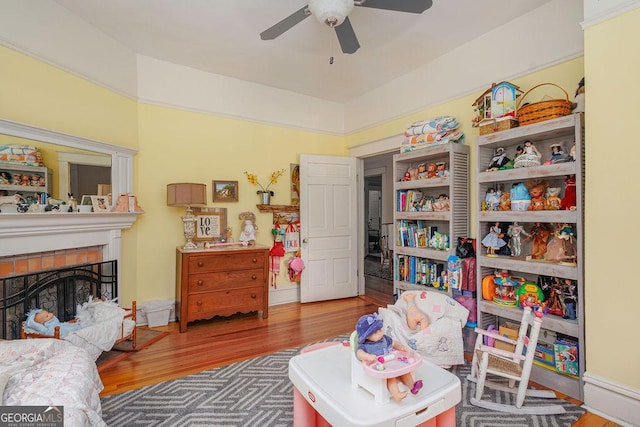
[167,183,207,250]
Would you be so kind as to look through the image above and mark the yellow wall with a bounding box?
[133,104,346,303]
[583,8,639,388]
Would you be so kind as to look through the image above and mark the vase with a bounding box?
[261,192,271,205]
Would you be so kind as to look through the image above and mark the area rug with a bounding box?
[365,255,393,281]
[100,335,585,426]
[96,328,169,372]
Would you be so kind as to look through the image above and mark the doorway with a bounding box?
[363,153,395,305]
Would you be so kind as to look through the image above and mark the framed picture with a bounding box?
[80,195,92,206]
[90,195,110,212]
[291,163,300,206]
[212,180,238,202]
[194,211,223,241]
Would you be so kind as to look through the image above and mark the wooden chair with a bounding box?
[466,306,566,414]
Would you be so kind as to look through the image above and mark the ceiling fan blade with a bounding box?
[356,0,433,14]
[260,6,310,40]
[335,17,360,54]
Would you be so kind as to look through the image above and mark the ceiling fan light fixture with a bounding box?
[308,0,354,27]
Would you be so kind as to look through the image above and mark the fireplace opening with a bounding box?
[1,260,118,340]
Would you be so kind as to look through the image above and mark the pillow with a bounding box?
[24,309,48,334]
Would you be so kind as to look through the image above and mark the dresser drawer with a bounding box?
[186,287,264,322]
[188,269,264,293]
[188,251,265,273]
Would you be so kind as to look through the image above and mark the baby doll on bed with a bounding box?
[355,313,423,402]
[25,308,84,337]
[403,292,430,331]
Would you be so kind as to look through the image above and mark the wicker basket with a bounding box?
[516,83,572,126]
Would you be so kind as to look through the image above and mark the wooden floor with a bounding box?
[98,272,616,426]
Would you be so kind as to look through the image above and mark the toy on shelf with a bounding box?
[499,191,511,211]
[492,272,517,307]
[562,279,578,320]
[510,182,531,211]
[436,162,449,177]
[514,281,545,308]
[525,179,548,211]
[483,188,501,211]
[561,175,577,210]
[526,222,552,260]
[486,147,510,171]
[544,144,569,164]
[513,140,542,168]
[545,187,562,210]
[572,77,585,113]
[507,222,530,257]
[481,222,506,256]
[546,224,577,265]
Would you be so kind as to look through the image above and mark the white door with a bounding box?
[300,154,358,302]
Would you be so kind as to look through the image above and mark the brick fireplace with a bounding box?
[0,212,140,296]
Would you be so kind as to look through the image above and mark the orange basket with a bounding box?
[516,83,572,126]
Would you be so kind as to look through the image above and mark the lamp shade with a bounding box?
[167,183,207,207]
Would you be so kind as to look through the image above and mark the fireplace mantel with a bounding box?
[0,212,141,258]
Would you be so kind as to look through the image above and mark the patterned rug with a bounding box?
[365,255,393,281]
[101,335,586,426]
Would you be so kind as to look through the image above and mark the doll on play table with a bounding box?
[355,313,423,402]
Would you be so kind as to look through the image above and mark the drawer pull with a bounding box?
[252,257,258,263]
[197,261,204,267]
[251,293,257,299]
[196,300,203,306]
[197,280,203,286]
[251,274,257,280]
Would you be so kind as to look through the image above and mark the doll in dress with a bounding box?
[481,222,507,256]
[507,222,530,257]
[514,140,542,168]
[355,313,423,402]
[486,147,510,171]
[238,212,258,245]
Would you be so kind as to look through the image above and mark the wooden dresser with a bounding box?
[175,245,269,333]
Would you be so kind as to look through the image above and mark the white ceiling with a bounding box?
[52,0,553,104]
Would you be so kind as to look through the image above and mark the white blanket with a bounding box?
[377,290,469,367]
[1,339,106,426]
[24,299,135,361]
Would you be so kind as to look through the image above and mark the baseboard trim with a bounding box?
[583,371,640,427]
[269,286,300,306]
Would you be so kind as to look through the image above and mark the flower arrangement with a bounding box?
[244,169,286,196]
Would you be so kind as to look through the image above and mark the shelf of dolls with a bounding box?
[477,300,579,337]
[474,112,584,401]
[478,210,577,224]
[477,254,578,280]
[477,162,576,184]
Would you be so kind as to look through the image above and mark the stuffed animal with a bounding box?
[525,180,548,211]
[402,293,430,331]
[426,163,437,178]
[545,187,562,210]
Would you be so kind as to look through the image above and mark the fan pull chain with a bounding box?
[329,28,335,65]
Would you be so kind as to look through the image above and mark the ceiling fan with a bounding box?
[260,0,433,54]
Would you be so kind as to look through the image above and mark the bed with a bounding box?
[0,338,107,426]
[377,290,469,368]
